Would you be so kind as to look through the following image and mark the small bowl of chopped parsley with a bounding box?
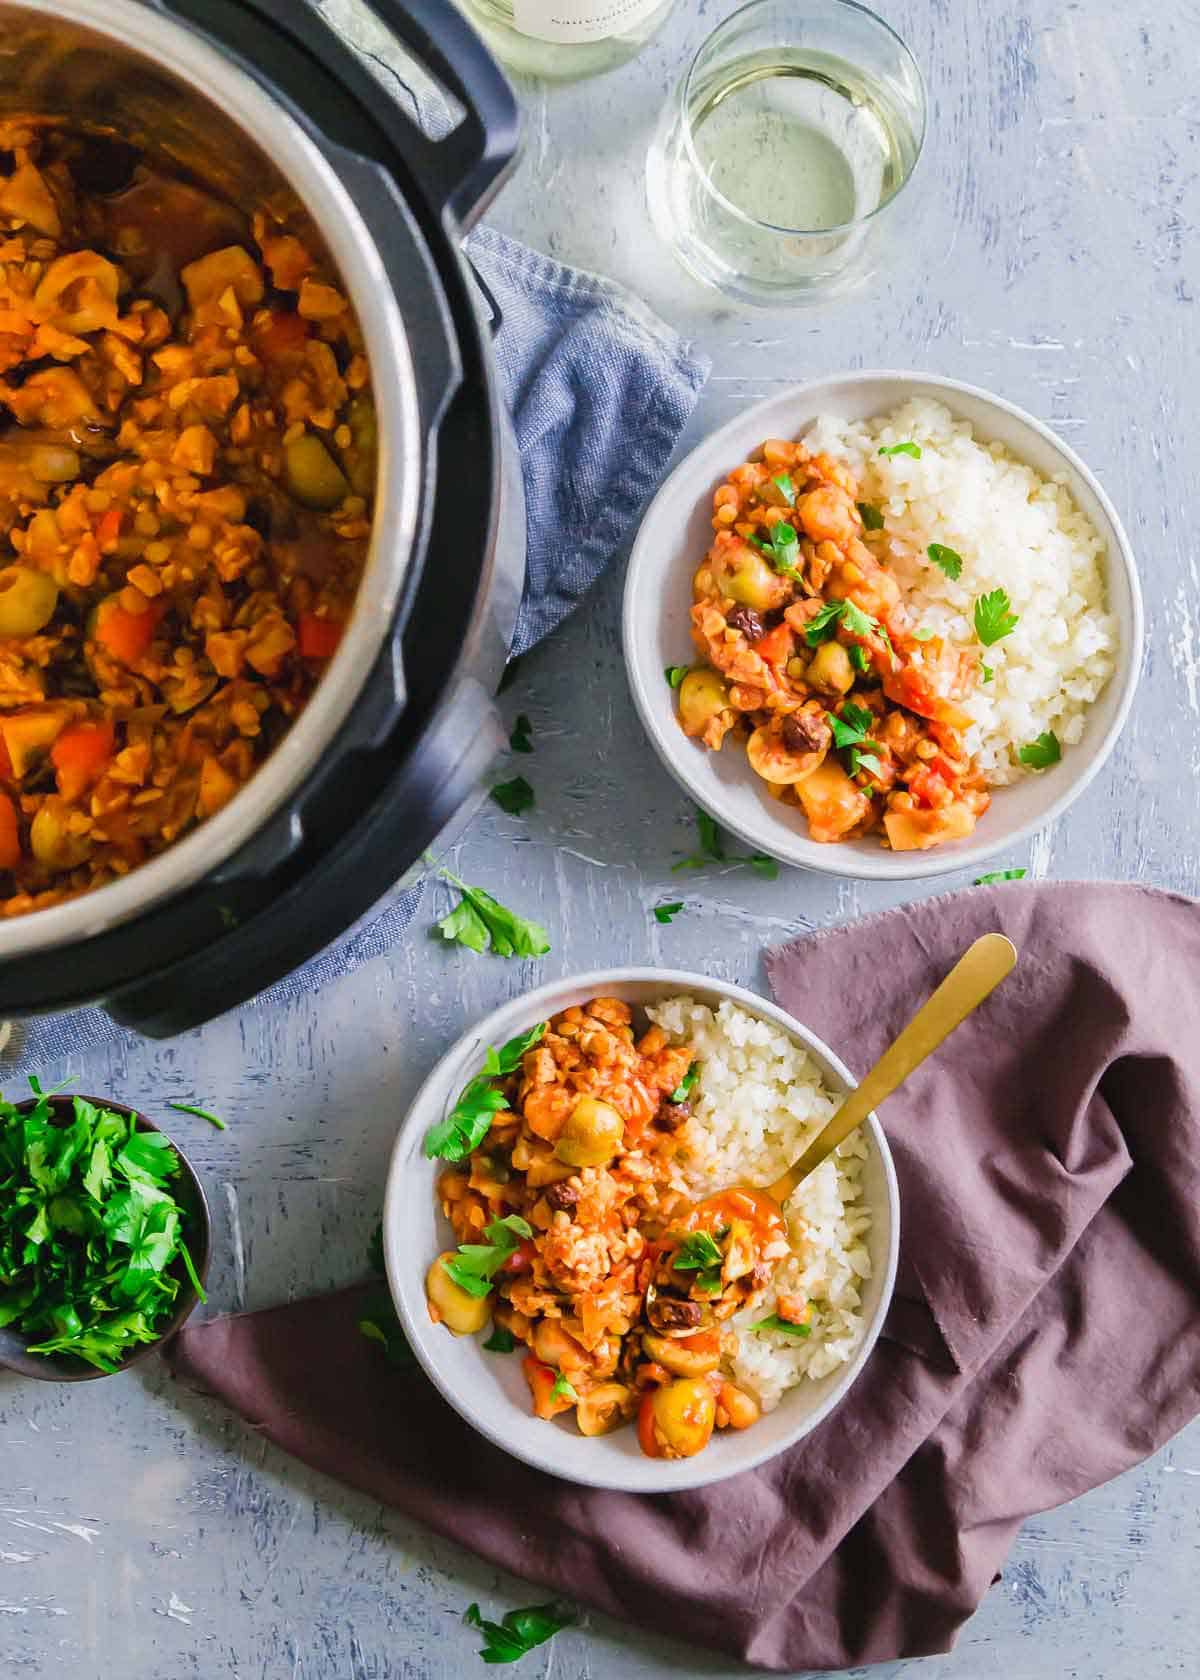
[0,1084,211,1381]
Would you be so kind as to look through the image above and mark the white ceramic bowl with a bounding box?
[383,968,899,1494]
[622,371,1143,880]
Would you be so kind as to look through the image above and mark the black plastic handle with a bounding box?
[358,0,522,227]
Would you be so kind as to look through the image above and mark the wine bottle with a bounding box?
[456,0,676,79]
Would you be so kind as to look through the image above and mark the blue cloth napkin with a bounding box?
[0,232,708,1074]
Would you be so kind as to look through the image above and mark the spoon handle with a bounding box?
[768,931,1017,1204]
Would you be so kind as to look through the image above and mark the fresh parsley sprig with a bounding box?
[878,441,922,459]
[974,868,1027,884]
[749,522,804,582]
[771,472,797,506]
[750,1313,812,1338]
[423,1023,547,1161]
[664,664,689,689]
[482,1324,516,1354]
[927,543,963,580]
[671,1228,725,1295]
[490,776,535,817]
[464,1601,575,1665]
[1018,730,1061,769]
[653,901,684,925]
[825,702,876,749]
[668,1062,700,1105]
[430,861,550,960]
[167,1100,227,1132]
[357,1222,415,1368]
[803,597,894,661]
[672,808,779,879]
[509,715,533,753]
[974,588,1019,647]
[441,1214,533,1298]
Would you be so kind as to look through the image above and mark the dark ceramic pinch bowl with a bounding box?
[0,1094,212,1382]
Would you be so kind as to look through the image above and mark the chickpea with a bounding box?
[805,640,855,695]
[677,668,729,739]
[576,1382,634,1437]
[554,1094,624,1169]
[425,1251,490,1335]
[638,1377,716,1460]
[0,565,59,638]
[716,1381,761,1431]
[641,1331,720,1378]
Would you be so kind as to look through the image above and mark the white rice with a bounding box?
[647,996,872,1412]
[802,397,1118,783]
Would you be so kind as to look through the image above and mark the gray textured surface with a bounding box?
[2,1,1198,1675]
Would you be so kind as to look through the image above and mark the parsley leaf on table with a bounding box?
[490,776,535,817]
[464,1601,575,1665]
[167,1100,227,1131]
[672,808,779,880]
[878,441,922,458]
[974,588,1019,647]
[423,1023,547,1160]
[750,1313,813,1338]
[431,862,550,960]
[356,1223,415,1367]
[509,715,533,753]
[1018,731,1061,769]
[974,868,1027,884]
[653,901,684,924]
[927,543,963,580]
[441,1215,533,1298]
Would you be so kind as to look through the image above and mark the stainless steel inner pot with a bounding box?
[0,0,423,960]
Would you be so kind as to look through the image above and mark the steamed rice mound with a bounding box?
[803,397,1118,784]
[648,996,873,1411]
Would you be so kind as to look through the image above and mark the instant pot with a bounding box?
[0,0,526,1035]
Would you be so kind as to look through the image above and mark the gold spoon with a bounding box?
[764,931,1018,1207]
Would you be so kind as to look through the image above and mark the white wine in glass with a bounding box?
[455,0,677,80]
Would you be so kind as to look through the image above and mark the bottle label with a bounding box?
[510,0,662,43]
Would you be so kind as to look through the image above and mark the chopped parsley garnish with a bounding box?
[927,543,963,580]
[805,598,893,659]
[423,1022,547,1160]
[974,588,1019,647]
[771,472,797,506]
[653,901,684,924]
[857,501,885,530]
[826,702,875,749]
[550,1371,579,1402]
[465,1601,575,1665]
[664,664,689,689]
[981,663,995,683]
[672,807,777,879]
[0,1086,206,1372]
[668,1062,700,1105]
[167,1100,227,1132]
[1017,731,1061,769]
[509,714,533,754]
[750,1313,812,1338]
[482,1324,516,1354]
[441,1214,532,1299]
[750,521,803,582]
[878,441,922,459]
[974,868,1027,884]
[849,643,870,675]
[431,861,550,960]
[849,748,883,780]
[489,775,535,817]
[672,1228,724,1294]
[912,627,935,641]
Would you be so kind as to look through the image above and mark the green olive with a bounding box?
[342,395,377,498]
[554,1094,624,1169]
[723,549,789,613]
[30,803,90,870]
[805,640,855,694]
[677,668,729,739]
[284,433,349,511]
[641,1331,720,1377]
[0,565,59,638]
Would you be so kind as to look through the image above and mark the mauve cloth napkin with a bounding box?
[168,881,1200,1670]
[0,230,707,1073]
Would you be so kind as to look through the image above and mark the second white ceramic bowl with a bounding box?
[384,968,899,1494]
[623,371,1143,880]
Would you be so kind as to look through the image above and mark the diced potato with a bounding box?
[0,705,69,778]
[181,245,265,311]
[794,758,872,843]
[197,755,239,817]
[425,1252,490,1335]
[883,801,977,852]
